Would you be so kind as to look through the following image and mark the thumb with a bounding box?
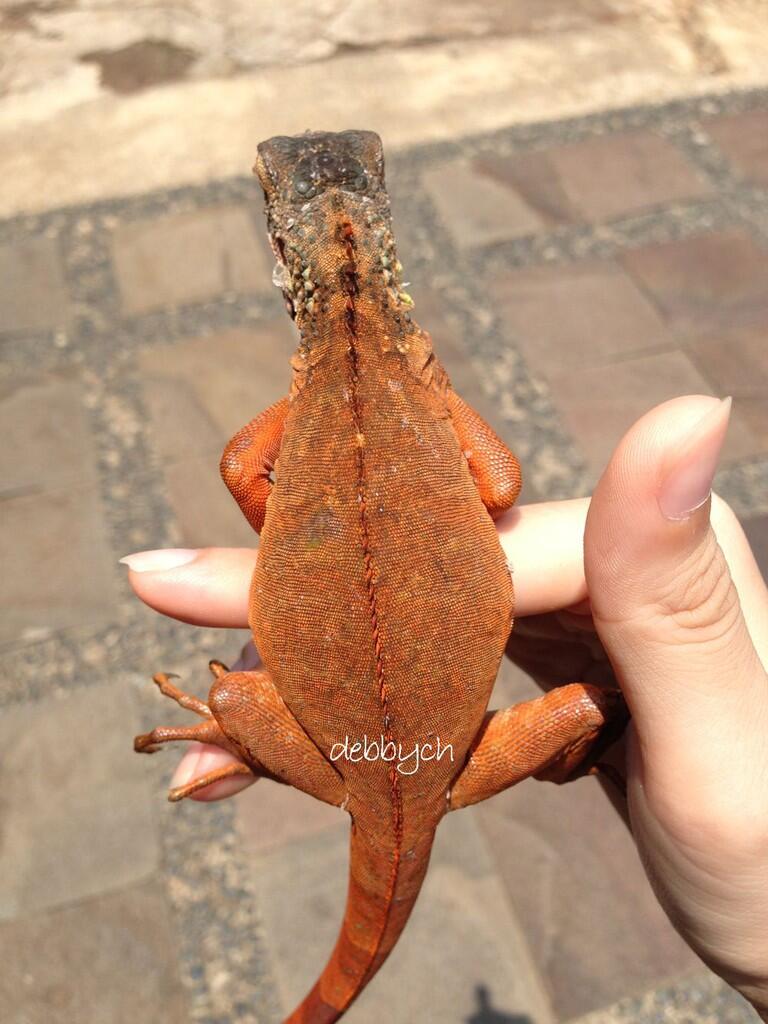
[584,395,768,776]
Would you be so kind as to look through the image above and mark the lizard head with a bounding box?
[254,130,388,277]
[253,130,402,327]
[254,129,385,211]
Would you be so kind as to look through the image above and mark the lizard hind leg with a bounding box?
[448,683,629,810]
[207,668,346,808]
[134,662,346,809]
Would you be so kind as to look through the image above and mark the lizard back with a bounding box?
[250,133,513,824]
[251,333,514,816]
[251,130,514,1021]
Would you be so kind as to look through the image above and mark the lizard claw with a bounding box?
[134,664,238,757]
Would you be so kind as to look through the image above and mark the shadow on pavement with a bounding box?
[465,982,533,1024]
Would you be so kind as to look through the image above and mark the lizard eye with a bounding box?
[295,178,313,196]
[291,149,370,201]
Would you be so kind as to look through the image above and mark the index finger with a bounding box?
[120,497,764,643]
[120,501,590,628]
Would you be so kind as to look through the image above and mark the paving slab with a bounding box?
[0,370,97,495]
[246,809,552,1023]
[138,322,294,449]
[477,773,700,1022]
[483,132,714,226]
[0,879,187,1024]
[545,131,715,222]
[0,372,119,646]
[706,109,768,187]
[112,205,271,314]
[163,453,258,548]
[0,236,70,333]
[0,372,120,646]
[687,322,768,463]
[422,160,547,247]
[545,348,757,477]
[236,775,343,855]
[687,322,768,397]
[138,322,294,545]
[0,482,119,647]
[471,152,576,229]
[736,397,768,461]
[491,262,677,380]
[620,230,768,334]
[0,682,160,920]
[138,351,224,465]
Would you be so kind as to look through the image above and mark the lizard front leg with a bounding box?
[448,683,628,810]
[135,661,345,807]
[220,396,290,533]
[446,389,523,518]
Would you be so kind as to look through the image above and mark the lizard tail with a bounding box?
[284,822,436,1023]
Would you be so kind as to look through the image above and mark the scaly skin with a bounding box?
[135,130,629,1023]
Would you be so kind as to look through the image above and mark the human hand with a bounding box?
[123,394,768,1016]
[504,395,768,1016]
[584,395,768,1017]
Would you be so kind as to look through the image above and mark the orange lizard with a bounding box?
[135,130,628,1023]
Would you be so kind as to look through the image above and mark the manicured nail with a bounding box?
[119,548,198,572]
[657,397,732,521]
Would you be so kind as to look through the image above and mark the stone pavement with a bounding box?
[1,88,767,1023]
[3,1,768,217]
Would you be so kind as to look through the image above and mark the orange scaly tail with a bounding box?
[285,824,435,1023]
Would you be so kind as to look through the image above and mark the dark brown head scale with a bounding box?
[255,130,385,205]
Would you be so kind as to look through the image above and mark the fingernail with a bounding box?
[119,548,198,572]
[657,397,732,521]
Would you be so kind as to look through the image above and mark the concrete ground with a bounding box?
[1,5,768,1023]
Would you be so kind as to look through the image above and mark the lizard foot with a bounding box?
[134,664,256,802]
[534,688,629,787]
[134,665,245,756]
